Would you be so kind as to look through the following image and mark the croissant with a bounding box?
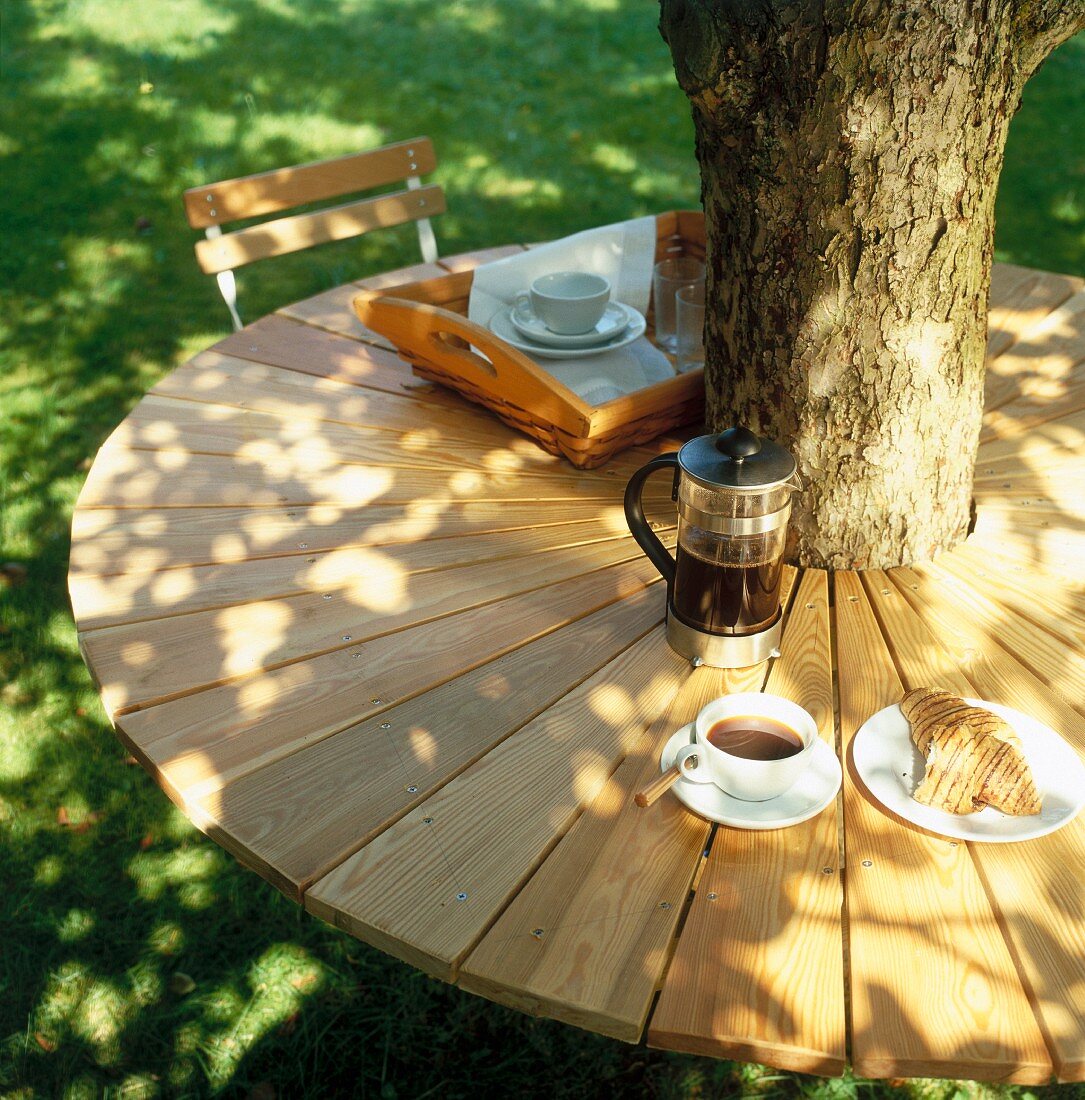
[900,688,1041,816]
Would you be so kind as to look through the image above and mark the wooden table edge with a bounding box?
[456,970,643,1044]
[851,1053,1058,1086]
[647,1028,847,1078]
[303,890,457,982]
[1056,1056,1085,1084]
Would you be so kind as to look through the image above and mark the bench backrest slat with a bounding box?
[193,184,446,274]
[182,138,437,229]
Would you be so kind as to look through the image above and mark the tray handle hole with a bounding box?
[429,330,498,379]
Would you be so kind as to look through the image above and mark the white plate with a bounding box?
[852,699,1085,843]
[660,724,842,830]
[489,303,646,359]
[510,299,633,347]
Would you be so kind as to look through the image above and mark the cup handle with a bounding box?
[674,743,712,784]
[512,291,531,314]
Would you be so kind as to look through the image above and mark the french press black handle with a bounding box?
[623,452,680,587]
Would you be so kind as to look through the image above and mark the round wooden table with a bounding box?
[70,247,1085,1083]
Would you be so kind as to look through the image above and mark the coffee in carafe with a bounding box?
[672,549,783,636]
[623,426,797,668]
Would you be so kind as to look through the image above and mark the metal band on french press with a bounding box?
[677,502,791,536]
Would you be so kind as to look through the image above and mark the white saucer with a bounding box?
[489,303,646,360]
[510,300,633,347]
[660,723,842,829]
[852,699,1085,843]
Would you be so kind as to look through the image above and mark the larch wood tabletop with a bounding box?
[70,245,1085,1083]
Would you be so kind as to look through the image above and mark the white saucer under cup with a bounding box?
[488,303,646,360]
[511,298,632,348]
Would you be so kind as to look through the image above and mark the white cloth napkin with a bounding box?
[468,217,676,406]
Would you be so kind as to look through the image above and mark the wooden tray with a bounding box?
[353,210,705,468]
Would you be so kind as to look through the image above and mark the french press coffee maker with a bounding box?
[624,426,797,668]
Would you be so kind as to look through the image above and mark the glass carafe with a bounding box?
[624,427,797,663]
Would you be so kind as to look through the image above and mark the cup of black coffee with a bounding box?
[673,693,817,801]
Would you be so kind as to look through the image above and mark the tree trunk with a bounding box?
[659,0,1084,569]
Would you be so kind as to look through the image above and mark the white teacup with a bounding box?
[522,271,610,335]
[674,693,818,802]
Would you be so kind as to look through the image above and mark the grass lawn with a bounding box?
[1,2,1082,1096]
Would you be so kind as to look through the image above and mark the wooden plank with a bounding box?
[648,569,845,1075]
[460,663,768,1043]
[78,535,670,718]
[304,625,689,981]
[969,512,1085,554]
[954,541,1085,615]
[834,570,1052,1083]
[101,395,573,479]
[70,521,653,629]
[981,347,1082,442]
[885,568,1085,1082]
[277,263,448,347]
[274,260,446,350]
[974,411,1085,472]
[984,290,1085,414]
[972,473,1085,517]
[69,498,630,575]
[932,544,1085,644]
[969,511,1085,553]
[972,465,1085,493]
[119,557,663,804]
[968,516,1085,580]
[971,510,1085,552]
[353,262,452,291]
[148,354,607,470]
[149,354,671,486]
[151,352,498,437]
[989,263,1039,309]
[68,498,637,575]
[278,285,397,350]
[183,139,437,227]
[75,446,646,511]
[951,531,1085,596]
[981,376,1085,443]
[193,581,666,898]
[986,265,1083,361]
[213,315,430,396]
[888,569,1085,759]
[147,353,682,484]
[147,354,589,456]
[972,471,1085,498]
[194,186,446,274]
[909,558,1085,715]
[437,245,526,272]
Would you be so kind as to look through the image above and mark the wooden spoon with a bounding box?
[634,752,699,808]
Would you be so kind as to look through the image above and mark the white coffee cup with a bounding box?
[522,271,610,335]
[674,693,818,801]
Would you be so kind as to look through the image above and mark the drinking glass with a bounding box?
[676,282,706,373]
[653,257,705,352]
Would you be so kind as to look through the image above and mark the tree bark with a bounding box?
[660,0,1084,569]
